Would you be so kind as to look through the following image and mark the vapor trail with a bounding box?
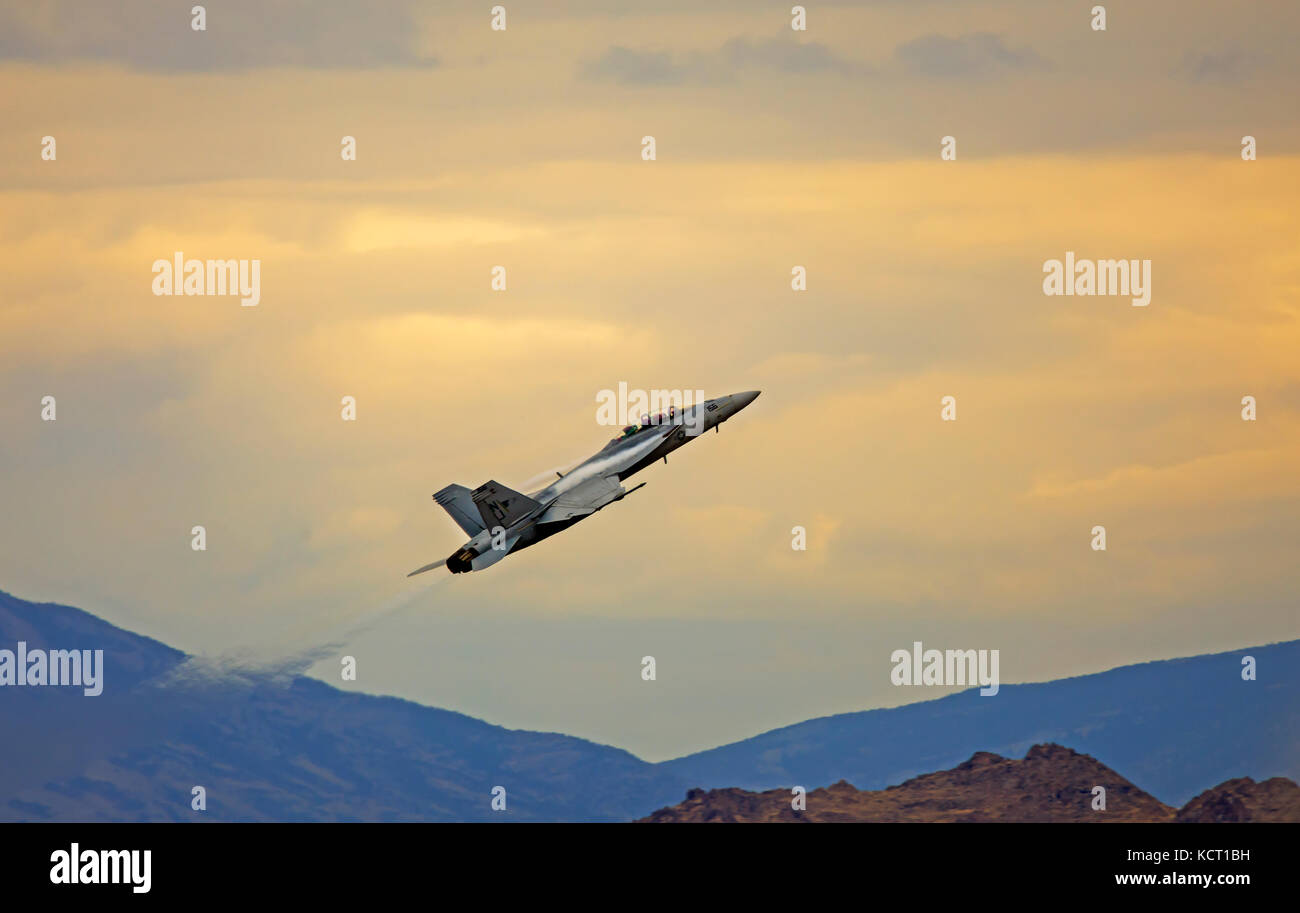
[159,573,454,689]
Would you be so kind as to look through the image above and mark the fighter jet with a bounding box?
[408,390,761,575]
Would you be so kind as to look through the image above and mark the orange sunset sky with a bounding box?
[1,0,1298,758]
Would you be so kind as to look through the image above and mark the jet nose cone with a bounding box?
[733,390,761,410]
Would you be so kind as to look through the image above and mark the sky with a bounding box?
[1,0,1298,761]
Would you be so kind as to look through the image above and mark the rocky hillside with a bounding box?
[1175,776,1300,822]
[642,744,1299,822]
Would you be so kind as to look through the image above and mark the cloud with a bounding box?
[718,36,860,76]
[1180,50,1258,84]
[581,47,686,86]
[580,37,861,86]
[154,575,450,690]
[580,32,1045,87]
[892,32,1047,79]
[156,643,340,691]
[0,0,437,71]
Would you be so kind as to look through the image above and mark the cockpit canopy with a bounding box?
[606,404,684,446]
[610,410,674,444]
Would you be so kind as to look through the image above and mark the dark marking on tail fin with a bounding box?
[471,480,541,529]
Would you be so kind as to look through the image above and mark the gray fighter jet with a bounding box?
[408,391,761,575]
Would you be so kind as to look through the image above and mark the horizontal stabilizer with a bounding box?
[434,484,485,536]
[472,480,542,529]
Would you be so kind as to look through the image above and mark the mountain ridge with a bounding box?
[2,589,1296,821]
[657,638,1300,807]
[640,743,1300,822]
[0,590,690,821]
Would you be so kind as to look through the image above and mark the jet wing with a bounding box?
[537,474,628,524]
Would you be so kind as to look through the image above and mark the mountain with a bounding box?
[642,744,1177,822]
[658,640,1300,807]
[0,590,691,821]
[641,744,1300,823]
[3,588,1297,821]
[1176,776,1300,823]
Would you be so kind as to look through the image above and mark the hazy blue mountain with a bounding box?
[3,589,1296,820]
[659,640,1300,807]
[0,590,690,821]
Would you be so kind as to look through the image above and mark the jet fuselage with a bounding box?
[411,391,760,576]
